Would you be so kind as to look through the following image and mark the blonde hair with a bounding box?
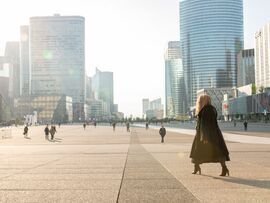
[195,94,211,115]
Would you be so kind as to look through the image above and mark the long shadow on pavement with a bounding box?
[200,174,270,190]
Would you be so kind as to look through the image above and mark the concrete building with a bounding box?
[255,22,270,89]
[91,68,114,116]
[237,49,255,87]
[29,14,85,121]
[143,98,164,119]
[165,41,187,118]
[14,95,73,123]
[0,76,9,101]
[180,0,243,107]
[223,91,270,121]
[20,25,30,96]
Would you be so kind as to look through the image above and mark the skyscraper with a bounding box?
[20,25,30,96]
[142,98,149,117]
[165,41,187,118]
[255,23,270,89]
[5,41,20,100]
[180,0,243,107]
[91,68,114,116]
[29,14,85,103]
[29,14,85,121]
[237,49,255,87]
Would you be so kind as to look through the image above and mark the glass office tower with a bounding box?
[30,15,85,104]
[165,41,187,118]
[180,0,243,107]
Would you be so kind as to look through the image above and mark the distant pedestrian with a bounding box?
[159,125,166,143]
[126,122,130,132]
[233,121,236,127]
[50,126,57,140]
[112,122,116,131]
[94,121,97,128]
[44,124,49,140]
[190,95,230,176]
[243,120,248,131]
[83,123,86,130]
[145,122,149,130]
[23,125,29,138]
[58,123,61,128]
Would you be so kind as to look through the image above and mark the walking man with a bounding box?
[50,126,56,140]
[112,122,116,131]
[23,125,29,138]
[44,124,49,140]
[159,125,166,143]
[243,120,248,131]
[126,122,130,132]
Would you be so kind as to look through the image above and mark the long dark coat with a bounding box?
[190,105,230,164]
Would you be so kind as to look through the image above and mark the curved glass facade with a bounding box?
[165,41,187,118]
[180,0,243,107]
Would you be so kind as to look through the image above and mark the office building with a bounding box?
[20,25,30,96]
[29,14,85,120]
[237,49,255,87]
[180,0,243,107]
[142,98,149,117]
[165,41,187,118]
[5,41,20,100]
[91,68,114,116]
[255,22,270,89]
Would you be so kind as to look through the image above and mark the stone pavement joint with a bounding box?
[117,130,199,202]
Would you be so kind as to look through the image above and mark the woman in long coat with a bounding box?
[190,95,230,176]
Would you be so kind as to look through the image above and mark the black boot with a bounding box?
[220,162,229,176]
[192,164,201,175]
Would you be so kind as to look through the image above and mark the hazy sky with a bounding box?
[0,0,270,117]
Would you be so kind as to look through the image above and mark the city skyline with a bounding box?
[1,0,270,116]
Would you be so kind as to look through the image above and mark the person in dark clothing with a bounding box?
[112,122,116,131]
[145,122,149,130]
[243,120,248,131]
[159,125,166,143]
[23,125,29,138]
[190,95,230,176]
[83,123,86,130]
[126,122,130,132]
[44,124,49,140]
[58,123,61,128]
[50,126,56,140]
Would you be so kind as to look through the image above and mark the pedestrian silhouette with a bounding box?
[126,122,130,132]
[112,122,116,131]
[44,124,49,140]
[50,126,57,140]
[23,125,29,138]
[243,120,248,131]
[83,123,86,130]
[159,125,166,143]
[146,122,149,130]
[190,95,230,176]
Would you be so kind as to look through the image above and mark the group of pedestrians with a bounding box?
[22,94,230,177]
[44,124,57,141]
[110,122,130,132]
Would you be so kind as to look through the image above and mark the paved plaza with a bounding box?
[0,124,269,202]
